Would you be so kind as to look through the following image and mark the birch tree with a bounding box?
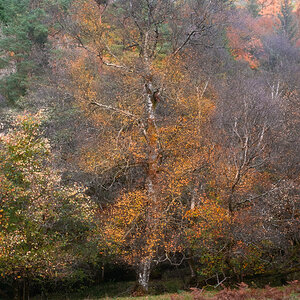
[60,0,230,291]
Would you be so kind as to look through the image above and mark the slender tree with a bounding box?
[278,0,298,42]
[61,0,230,291]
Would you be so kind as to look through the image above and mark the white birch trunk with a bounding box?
[138,259,151,291]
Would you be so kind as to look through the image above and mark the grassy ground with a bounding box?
[30,279,300,300]
[30,280,199,300]
[98,293,194,300]
[31,290,300,300]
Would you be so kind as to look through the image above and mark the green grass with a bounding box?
[93,293,192,300]
[30,279,186,300]
[30,280,300,300]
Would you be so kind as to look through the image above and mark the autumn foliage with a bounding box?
[0,0,299,298]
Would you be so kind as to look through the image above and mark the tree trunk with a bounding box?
[101,264,105,281]
[13,278,29,300]
[144,78,160,190]
[188,258,196,279]
[22,279,29,300]
[137,259,151,292]
[13,280,19,300]
[187,248,197,286]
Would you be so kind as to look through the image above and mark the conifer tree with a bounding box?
[0,0,71,102]
[247,0,261,17]
[0,0,49,102]
[278,0,298,42]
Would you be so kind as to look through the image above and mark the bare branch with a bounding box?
[90,102,150,144]
[90,102,139,119]
[172,30,196,56]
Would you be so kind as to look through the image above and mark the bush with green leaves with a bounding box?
[0,112,96,298]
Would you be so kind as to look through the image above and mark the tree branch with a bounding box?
[90,102,138,119]
[172,30,196,56]
[90,102,150,144]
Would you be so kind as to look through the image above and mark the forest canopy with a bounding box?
[0,0,299,298]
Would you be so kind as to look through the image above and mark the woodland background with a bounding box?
[0,0,299,299]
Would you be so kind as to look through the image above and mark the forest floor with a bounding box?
[30,279,300,300]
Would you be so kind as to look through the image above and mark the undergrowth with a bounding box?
[182,280,300,300]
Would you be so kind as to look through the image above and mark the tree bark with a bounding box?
[139,73,160,292]
[144,78,160,192]
[137,259,151,292]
